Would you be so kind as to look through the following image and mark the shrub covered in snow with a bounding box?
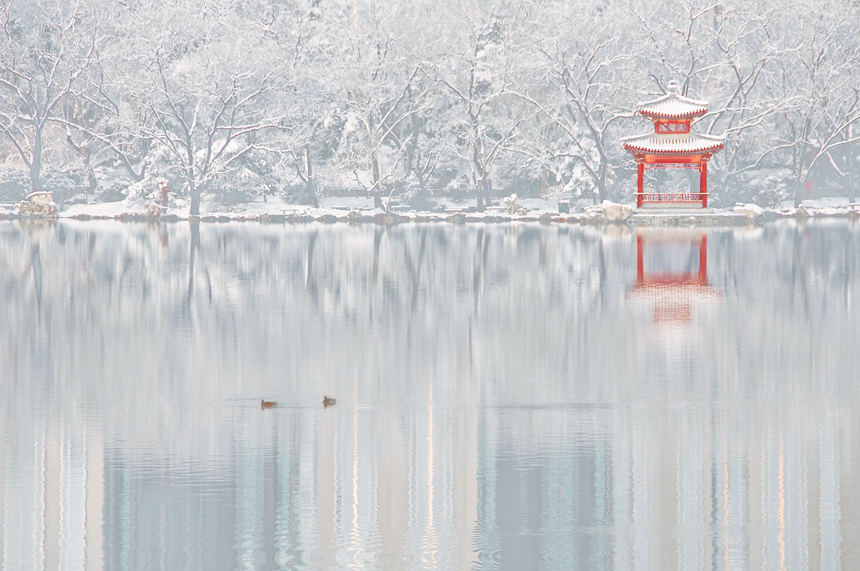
[0,169,30,203]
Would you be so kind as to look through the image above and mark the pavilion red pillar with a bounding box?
[700,161,708,208]
[636,162,645,207]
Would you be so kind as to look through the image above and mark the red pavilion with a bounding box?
[623,81,724,208]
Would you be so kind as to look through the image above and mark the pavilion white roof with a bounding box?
[636,82,709,119]
[622,131,725,155]
[638,93,709,119]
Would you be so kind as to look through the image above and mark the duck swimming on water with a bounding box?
[261,399,276,409]
[322,396,336,408]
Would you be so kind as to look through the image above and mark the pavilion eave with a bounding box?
[622,132,725,156]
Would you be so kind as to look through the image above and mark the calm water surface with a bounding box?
[1,219,859,570]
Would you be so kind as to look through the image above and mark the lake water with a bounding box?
[1,219,859,570]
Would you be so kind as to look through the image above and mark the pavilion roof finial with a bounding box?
[666,80,680,95]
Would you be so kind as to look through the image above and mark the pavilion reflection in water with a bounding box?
[627,230,722,326]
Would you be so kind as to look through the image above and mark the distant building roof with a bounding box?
[622,131,725,155]
[637,81,709,120]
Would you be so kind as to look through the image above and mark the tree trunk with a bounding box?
[300,144,319,207]
[185,142,199,214]
[304,178,319,207]
[371,153,380,189]
[30,131,42,192]
[190,181,201,216]
[596,173,607,204]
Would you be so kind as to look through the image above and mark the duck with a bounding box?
[322,396,336,408]
[261,399,277,409]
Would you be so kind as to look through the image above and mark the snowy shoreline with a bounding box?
[1,196,858,227]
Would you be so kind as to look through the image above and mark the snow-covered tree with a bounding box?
[0,0,100,192]
[321,0,435,208]
[1,0,859,207]
[775,0,860,204]
[255,0,337,207]
[432,1,527,211]
[151,2,284,214]
[697,1,786,203]
[524,0,639,203]
[90,0,286,213]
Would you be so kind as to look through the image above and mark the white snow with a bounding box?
[733,203,764,217]
[637,95,709,120]
[622,132,725,154]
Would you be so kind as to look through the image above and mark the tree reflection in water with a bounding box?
[0,220,858,569]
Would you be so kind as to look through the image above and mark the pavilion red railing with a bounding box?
[636,192,705,203]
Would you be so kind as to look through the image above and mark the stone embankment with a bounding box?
[1,198,857,226]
